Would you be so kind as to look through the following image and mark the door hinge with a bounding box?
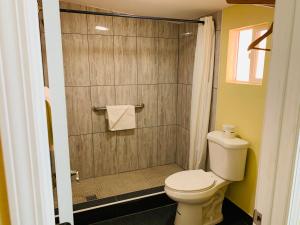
[253,209,262,225]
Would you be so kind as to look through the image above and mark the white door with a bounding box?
[254,0,300,224]
[42,0,74,224]
[0,0,73,224]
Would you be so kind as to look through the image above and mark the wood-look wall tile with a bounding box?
[158,84,177,125]
[137,85,158,127]
[177,84,191,129]
[158,21,178,38]
[88,35,114,85]
[137,37,158,84]
[113,17,137,36]
[212,11,222,31]
[138,127,158,169]
[62,34,90,86]
[91,86,115,133]
[69,134,94,179]
[157,126,177,165]
[115,85,137,105]
[117,130,138,172]
[65,87,92,135]
[137,19,158,37]
[93,132,117,176]
[184,85,192,130]
[87,8,113,35]
[179,23,198,37]
[40,33,49,87]
[178,36,196,84]
[60,2,87,34]
[114,36,137,85]
[158,38,178,83]
[178,37,188,84]
[39,11,45,34]
[176,84,184,127]
[176,127,183,168]
[186,36,196,84]
[176,127,189,169]
[183,128,190,169]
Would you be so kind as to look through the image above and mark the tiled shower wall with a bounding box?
[40,2,222,179]
[176,23,197,169]
[43,3,180,179]
[176,12,223,169]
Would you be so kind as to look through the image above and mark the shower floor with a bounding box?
[54,164,183,207]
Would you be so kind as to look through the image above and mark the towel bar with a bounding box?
[93,103,145,112]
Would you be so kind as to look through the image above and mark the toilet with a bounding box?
[165,130,249,225]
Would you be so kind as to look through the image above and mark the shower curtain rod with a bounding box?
[60,8,205,24]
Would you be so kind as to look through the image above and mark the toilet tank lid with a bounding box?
[207,131,249,149]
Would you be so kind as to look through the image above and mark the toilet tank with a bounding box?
[207,131,249,181]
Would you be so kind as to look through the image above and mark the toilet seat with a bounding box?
[165,170,216,192]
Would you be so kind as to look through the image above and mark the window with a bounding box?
[226,24,269,85]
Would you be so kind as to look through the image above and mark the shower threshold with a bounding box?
[54,164,183,215]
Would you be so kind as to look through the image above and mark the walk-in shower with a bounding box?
[39,0,200,216]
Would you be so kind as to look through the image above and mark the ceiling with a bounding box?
[62,0,229,19]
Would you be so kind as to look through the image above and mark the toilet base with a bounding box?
[174,187,226,225]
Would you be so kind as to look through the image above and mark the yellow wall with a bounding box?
[0,139,10,225]
[216,5,274,215]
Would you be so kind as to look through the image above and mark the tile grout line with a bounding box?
[156,36,161,165]
[135,19,141,170]
[175,23,180,166]
[84,11,96,178]
[112,16,119,175]
[157,36,160,166]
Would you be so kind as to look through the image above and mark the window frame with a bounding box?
[226,23,270,85]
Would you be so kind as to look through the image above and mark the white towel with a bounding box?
[106,105,136,131]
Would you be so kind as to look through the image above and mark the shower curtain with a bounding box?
[189,16,215,170]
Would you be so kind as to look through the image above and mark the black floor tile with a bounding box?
[73,194,252,225]
[90,204,177,225]
[74,194,175,225]
[218,199,253,225]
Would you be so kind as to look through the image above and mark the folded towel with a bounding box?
[106,105,136,131]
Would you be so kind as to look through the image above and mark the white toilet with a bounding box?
[165,130,249,225]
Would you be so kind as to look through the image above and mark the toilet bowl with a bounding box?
[165,170,230,225]
[165,130,249,225]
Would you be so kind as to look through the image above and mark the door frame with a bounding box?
[0,0,299,225]
[0,0,55,224]
[42,0,74,223]
[254,0,300,224]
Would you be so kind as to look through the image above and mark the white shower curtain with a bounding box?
[189,17,215,170]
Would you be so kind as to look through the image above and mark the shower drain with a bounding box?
[86,195,98,201]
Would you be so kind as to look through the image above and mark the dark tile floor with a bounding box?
[88,200,252,225]
[218,199,252,225]
[72,192,252,225]
[90,204,177,225]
